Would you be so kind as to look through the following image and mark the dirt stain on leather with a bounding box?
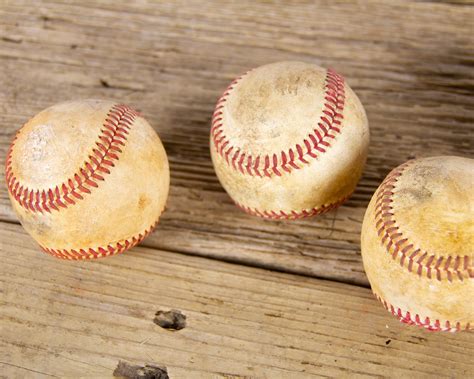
[138,194,150,211]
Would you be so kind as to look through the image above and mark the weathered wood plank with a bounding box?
[1,222,473,378]
[0,0,473,285]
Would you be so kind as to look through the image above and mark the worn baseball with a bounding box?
[210,61,369,219]
[361,156,473,331]
[5,99,170,260]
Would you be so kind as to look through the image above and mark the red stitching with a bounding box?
[374,161,472,282]
[211,69,345,178]
[235,195,350,220]
[374,293,470,332]
[5,104,140,214]
[40,220,157,260]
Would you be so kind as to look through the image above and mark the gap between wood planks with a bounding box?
[0,216,371,290]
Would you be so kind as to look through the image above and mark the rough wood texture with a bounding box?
[1,1,473,285]
[1,222,474,378]
[1,3,473,376]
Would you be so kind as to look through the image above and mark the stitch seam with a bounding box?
[40,220,158,260]
[235,195,349,220]
[211,69,345,178]
[5,104,139,214]
[374,161,472,282]
[374,293,470,332]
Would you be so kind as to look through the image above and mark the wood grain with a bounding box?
[0,1,473,285]
[1,221,473,378]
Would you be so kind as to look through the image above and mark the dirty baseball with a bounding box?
[5,99,170,259]
[210,61,369,220]
[361,156,473,332]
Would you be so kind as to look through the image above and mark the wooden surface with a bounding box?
[2,223,474,378]
[0,1,473,377]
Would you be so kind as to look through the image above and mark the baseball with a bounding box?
[361,156,473,331]
[5,99,170,260]
[210,61,369,219]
